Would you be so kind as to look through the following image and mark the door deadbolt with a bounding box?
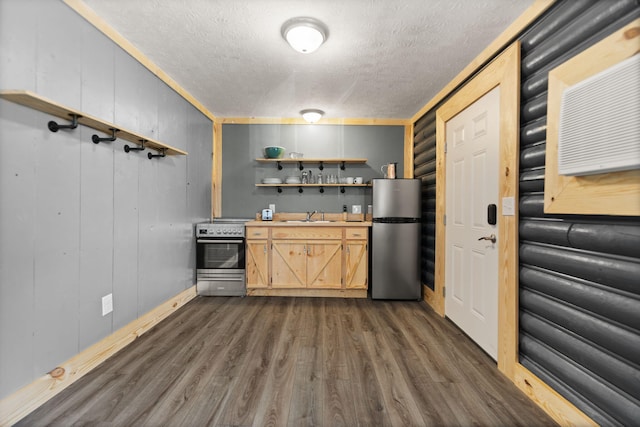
[478,234,496,244]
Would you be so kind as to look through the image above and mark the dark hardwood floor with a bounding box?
[19,297,557,426]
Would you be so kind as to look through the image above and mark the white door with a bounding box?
[445,86,500,359]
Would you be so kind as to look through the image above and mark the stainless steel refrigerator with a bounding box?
[371,178,422,300]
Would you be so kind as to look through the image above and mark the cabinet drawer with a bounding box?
[345,228,368,240]
[246,228,269,239]
[272,227,342,240]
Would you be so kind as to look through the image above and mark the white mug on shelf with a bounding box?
[354,177,363,184]
[346,177,354,184]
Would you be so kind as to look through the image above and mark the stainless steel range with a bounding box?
[195,218,252,296]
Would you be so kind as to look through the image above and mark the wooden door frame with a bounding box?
[431,41,520,378]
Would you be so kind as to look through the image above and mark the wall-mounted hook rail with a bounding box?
[148,148,167,159]
[0,91,188,157]
[124,139,146,153]
[92,128,118,144]
[48,114,80,132]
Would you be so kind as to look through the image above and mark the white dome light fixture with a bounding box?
[281,17,328,54]
[301,109,324,123]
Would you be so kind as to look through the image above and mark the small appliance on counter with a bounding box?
[261,209,273,221]
[195,218,252,296]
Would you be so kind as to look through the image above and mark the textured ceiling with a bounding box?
[80,0,533,120]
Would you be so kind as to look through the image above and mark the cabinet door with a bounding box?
[345,240,368,289]
[307,241,342,288]
[272,241,306,288]
[246,240,269,288]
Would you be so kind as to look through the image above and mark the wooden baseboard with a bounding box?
[0,286,197,426]
[247,288,367,298]
[513,364,597,427]
[422,284,444,316]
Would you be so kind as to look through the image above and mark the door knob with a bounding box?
[478,234,496,244]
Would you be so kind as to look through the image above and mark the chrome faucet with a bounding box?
[306,210,318,221]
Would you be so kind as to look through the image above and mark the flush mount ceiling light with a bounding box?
[301,109,324,123]
[281,17,328,54]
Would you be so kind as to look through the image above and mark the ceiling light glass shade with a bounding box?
[281,17,328,54]
[301,109,324,123]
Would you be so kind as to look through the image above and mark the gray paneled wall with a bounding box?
[518,1,640,425]
[0,0,212,399]
[221,124,404,218]
[413,1,640,425]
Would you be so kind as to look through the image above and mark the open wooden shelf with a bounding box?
[256,184,370,187]
[0,90,187,156]
[256,158,367,164]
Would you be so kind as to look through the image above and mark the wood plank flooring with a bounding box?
[18,297,557,426]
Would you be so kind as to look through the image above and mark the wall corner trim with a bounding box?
[0,286,197,426]
[62,0,216,122]
[410,0,555,124]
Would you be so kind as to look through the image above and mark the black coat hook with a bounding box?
[92,128,118,144]
[148,148,166,159]
[124,139,146,153]
[48,114,80,132]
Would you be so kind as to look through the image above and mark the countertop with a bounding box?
[246,220,371,227]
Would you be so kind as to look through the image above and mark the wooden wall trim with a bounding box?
[63,0,216,122]
[0,286,197,427]
[422,284,444,316]
[544,19,640,216]
[410,0,555,124]
[212,121,223,218]
[404,124,414,178]
[434,42,520,378]
[514,364,598,427]
[219,117,410,126]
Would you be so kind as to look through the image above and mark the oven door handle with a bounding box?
[197,239,244,244]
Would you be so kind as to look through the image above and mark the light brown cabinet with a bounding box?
[246,239,269,288]
[245,224,369,298]
[272,240,342,288]
[345,242,368,289]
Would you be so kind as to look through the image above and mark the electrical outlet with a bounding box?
[269,203,275,213]
[352,205,362,214]
[102,293,113,316]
